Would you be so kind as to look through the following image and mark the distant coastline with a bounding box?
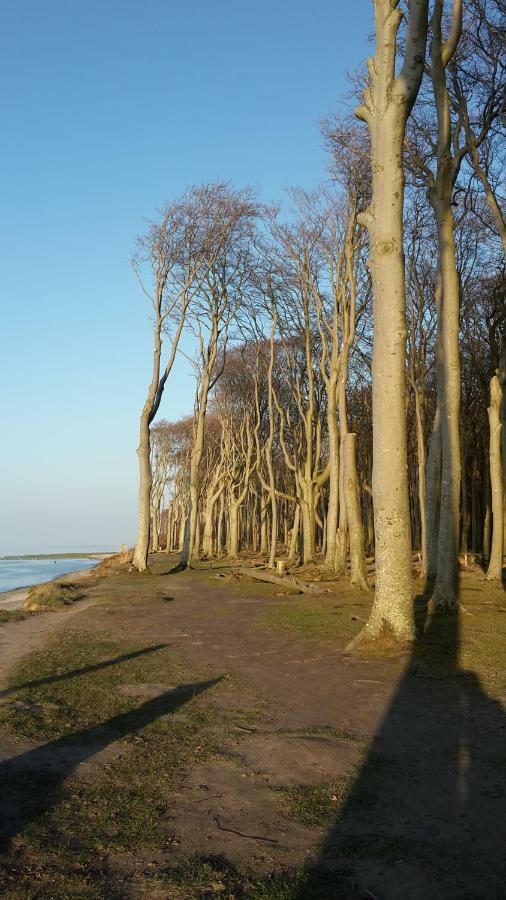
[0,552,109,561]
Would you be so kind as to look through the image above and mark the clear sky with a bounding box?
[0,0,372,555]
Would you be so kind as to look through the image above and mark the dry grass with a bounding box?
[24,581,84,611]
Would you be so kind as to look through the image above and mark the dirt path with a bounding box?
[0,556,504,899]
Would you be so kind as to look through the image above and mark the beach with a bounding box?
[0,555,111,611]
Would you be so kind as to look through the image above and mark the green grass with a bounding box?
[0,627,235,898]
[260,596,368,644]
[0,628,208,741]
[275,778,354,828]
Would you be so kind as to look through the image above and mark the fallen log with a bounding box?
[236,567,326,594]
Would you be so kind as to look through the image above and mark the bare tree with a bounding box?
[131,191,213,572]
[180,184,259,567]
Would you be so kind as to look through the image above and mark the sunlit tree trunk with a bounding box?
[353,0,428,645]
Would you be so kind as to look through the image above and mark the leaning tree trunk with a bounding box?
[343,433,369,590]
[352,0,428,646]
[487,374,504,581]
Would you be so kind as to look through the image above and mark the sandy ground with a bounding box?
[0,555,504,898]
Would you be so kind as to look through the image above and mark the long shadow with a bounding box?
[293,598,506,898]
[0,644,169,700]
[0,677,221,849]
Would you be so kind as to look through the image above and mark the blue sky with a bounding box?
[0,0,372,555]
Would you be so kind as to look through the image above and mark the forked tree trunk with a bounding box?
[343,434,369,590]
[352,0,428,646]
[487,374,504,581]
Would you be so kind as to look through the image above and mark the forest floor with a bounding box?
[0,554,504,899]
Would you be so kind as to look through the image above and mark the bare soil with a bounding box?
[0,555,504,898]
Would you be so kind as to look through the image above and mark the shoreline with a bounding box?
[0,553,112,562]
[0,556,113,611]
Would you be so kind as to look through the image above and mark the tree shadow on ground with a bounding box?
[0,678,221,850]
[0,644,169,700]
[291,594,506,899]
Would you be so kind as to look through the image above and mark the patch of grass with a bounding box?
[0,628,215,742]
[0,609,28,623]
[275,778,354,828]
[0,628,236,897]
[24,581,84,611]
[250,866,353,899]
[260,597,369,644]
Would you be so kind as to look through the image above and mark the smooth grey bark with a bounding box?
[352,0,428,644]
[428,0,463,610]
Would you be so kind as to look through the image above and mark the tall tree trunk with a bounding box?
[353,0,428,645]
[165,504,174,553]
[260,493,268,555]
[299,480,316,565]
[482,465,492,564]
[343,433,369,589]
[177,510,187,553]
[430,204,461,609]
[428,0,463,610]
[460,449,470,556]
[487,374,504,581]
[132,408,153,572]
[151,510,159,552]
[228,503,239,558]
[216,492,225,557]
[414,388,427,564]
[288,505,300,565]
[325,385,340,568]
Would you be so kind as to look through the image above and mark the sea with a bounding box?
[0,557,98,594]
